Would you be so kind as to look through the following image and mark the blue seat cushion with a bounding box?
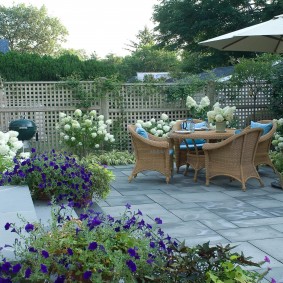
[250,121,272,136]
[180,143,204,150]
[234,129,242,135]
[169,149,174,155]
[182,138,206,145]
[136,127,148,139]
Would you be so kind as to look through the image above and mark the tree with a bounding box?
[153,0,282,69]
[0,4,68,55]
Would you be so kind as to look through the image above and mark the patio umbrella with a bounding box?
[199,14,283,53]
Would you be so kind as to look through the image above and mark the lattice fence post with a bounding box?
[100,94,109,120]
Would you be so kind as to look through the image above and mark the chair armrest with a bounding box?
[202,135,237,151]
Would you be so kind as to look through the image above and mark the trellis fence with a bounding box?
[0,81,273,153]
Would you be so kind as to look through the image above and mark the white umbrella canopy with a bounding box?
[199,14,283,53]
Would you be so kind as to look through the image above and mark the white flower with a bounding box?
[89,110,97,117]
[64,125,71,131]
[199,96,210,108]
[59,112,67,118]
[72,121,80,129]
[186,96,197,109]
[8,131,19,138]
[150,118,156,123]
[161,113,169,121]
[71,137,76,141]
[105,119,112,125]
[98,115,104,120]
[135,123,142,128]
[163,125,170,132]
[104,136,109,141]
[78,142,83,146]
[9,137,19,143]
[150,128,157,134]
[215,114,224,122]
[74,109,82,117]
[95,144,100,148]
[0,145,10,155]
[11,141,23,151]
[278,118,283,126]
[278,142,283,149]
[91,133,97,138]
[84,119,92,127]
[64,135,69,140]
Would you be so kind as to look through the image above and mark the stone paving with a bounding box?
[100,164,283,283]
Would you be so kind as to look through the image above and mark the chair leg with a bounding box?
[193,170,198,182]
[241,182,246,192]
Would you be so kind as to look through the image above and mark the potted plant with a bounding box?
[207,102,236,132]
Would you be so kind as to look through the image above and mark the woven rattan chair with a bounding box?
[203,128,263,191]
[127,125,174,184]
[243,120,277,171]
[172,119,203,173]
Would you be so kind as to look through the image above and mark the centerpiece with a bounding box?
[186,95,211,120]
[207,102,236,132]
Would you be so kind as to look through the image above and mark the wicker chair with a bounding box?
[203,128,263,191]
[243,120,277,171]
[171,119,203,173]
[127,125,174,184]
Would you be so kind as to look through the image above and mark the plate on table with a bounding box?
[175,130,191,134]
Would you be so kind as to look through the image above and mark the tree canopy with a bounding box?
[153,0,282,70]
[0,4,68,55]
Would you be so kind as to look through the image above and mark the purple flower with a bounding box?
[55,275,66,283]
[147,258,154,265]
[150,242,155,248]
[1,261,11,272]
[83,271,92,280]
[137,209,143,216]
[159,240,166,249]
[40,264,48,273]
[25,267,32,278]
[126,260,137,273]
[271,279,277,283]
[25,223,34,232]
[264,256,271,263]
[28,246,37,253]
[12,263,21,273]
[125,203,131,209]
[88,242,98,251]
[4,223,11,230]
[41,250,49,258]
[155,217,162,224]
[67,248,73,255]
[128,248,136,257]
[31,148,36,153]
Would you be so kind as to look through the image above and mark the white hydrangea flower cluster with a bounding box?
[186,95,211,120]
[57,109,115,155]
[135,113,176,137]
[0,130,25,172]
[272,118,283,151]
[207,102,236,123]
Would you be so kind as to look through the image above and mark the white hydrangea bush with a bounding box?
[135,113,176,137]
[272,118,283,152]
[0,130,25,172]
[207,102,236,124]
[56,109,115,156]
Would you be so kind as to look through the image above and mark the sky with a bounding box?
[1,0,160,58]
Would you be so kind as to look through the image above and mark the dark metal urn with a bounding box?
[9,118,37,141]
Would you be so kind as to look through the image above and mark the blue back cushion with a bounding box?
[250,121,272,136]
[136,127,148,139]
[183,138,205,145]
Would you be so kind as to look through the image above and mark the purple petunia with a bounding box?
[12,263,21,274]
[67,248,73,256]
[25,267,32,278]
[4,223,11,230]
[40,264,48,273]
[128,248,136,257]
[155,217,162,224]
[126,260,137,273]
[28,246,37,253]
[271,279,277,283]
[264,255,271,263]
[83,271,92,279]
[1,261,11,272]
[54,275,66,283]
[88,242,98,251]
[41,250,49,258]
[25,223,34,232]
[150,242,155,248]
[125,203,131,209]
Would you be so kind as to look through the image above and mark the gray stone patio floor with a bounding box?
[100,164,283,283]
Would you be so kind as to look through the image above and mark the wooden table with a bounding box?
[168,128,236,142]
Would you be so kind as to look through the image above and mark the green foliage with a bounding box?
[80,161,115,199]
[82,150,135,166]
[153,0,281,68]
[0,4,68,55]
